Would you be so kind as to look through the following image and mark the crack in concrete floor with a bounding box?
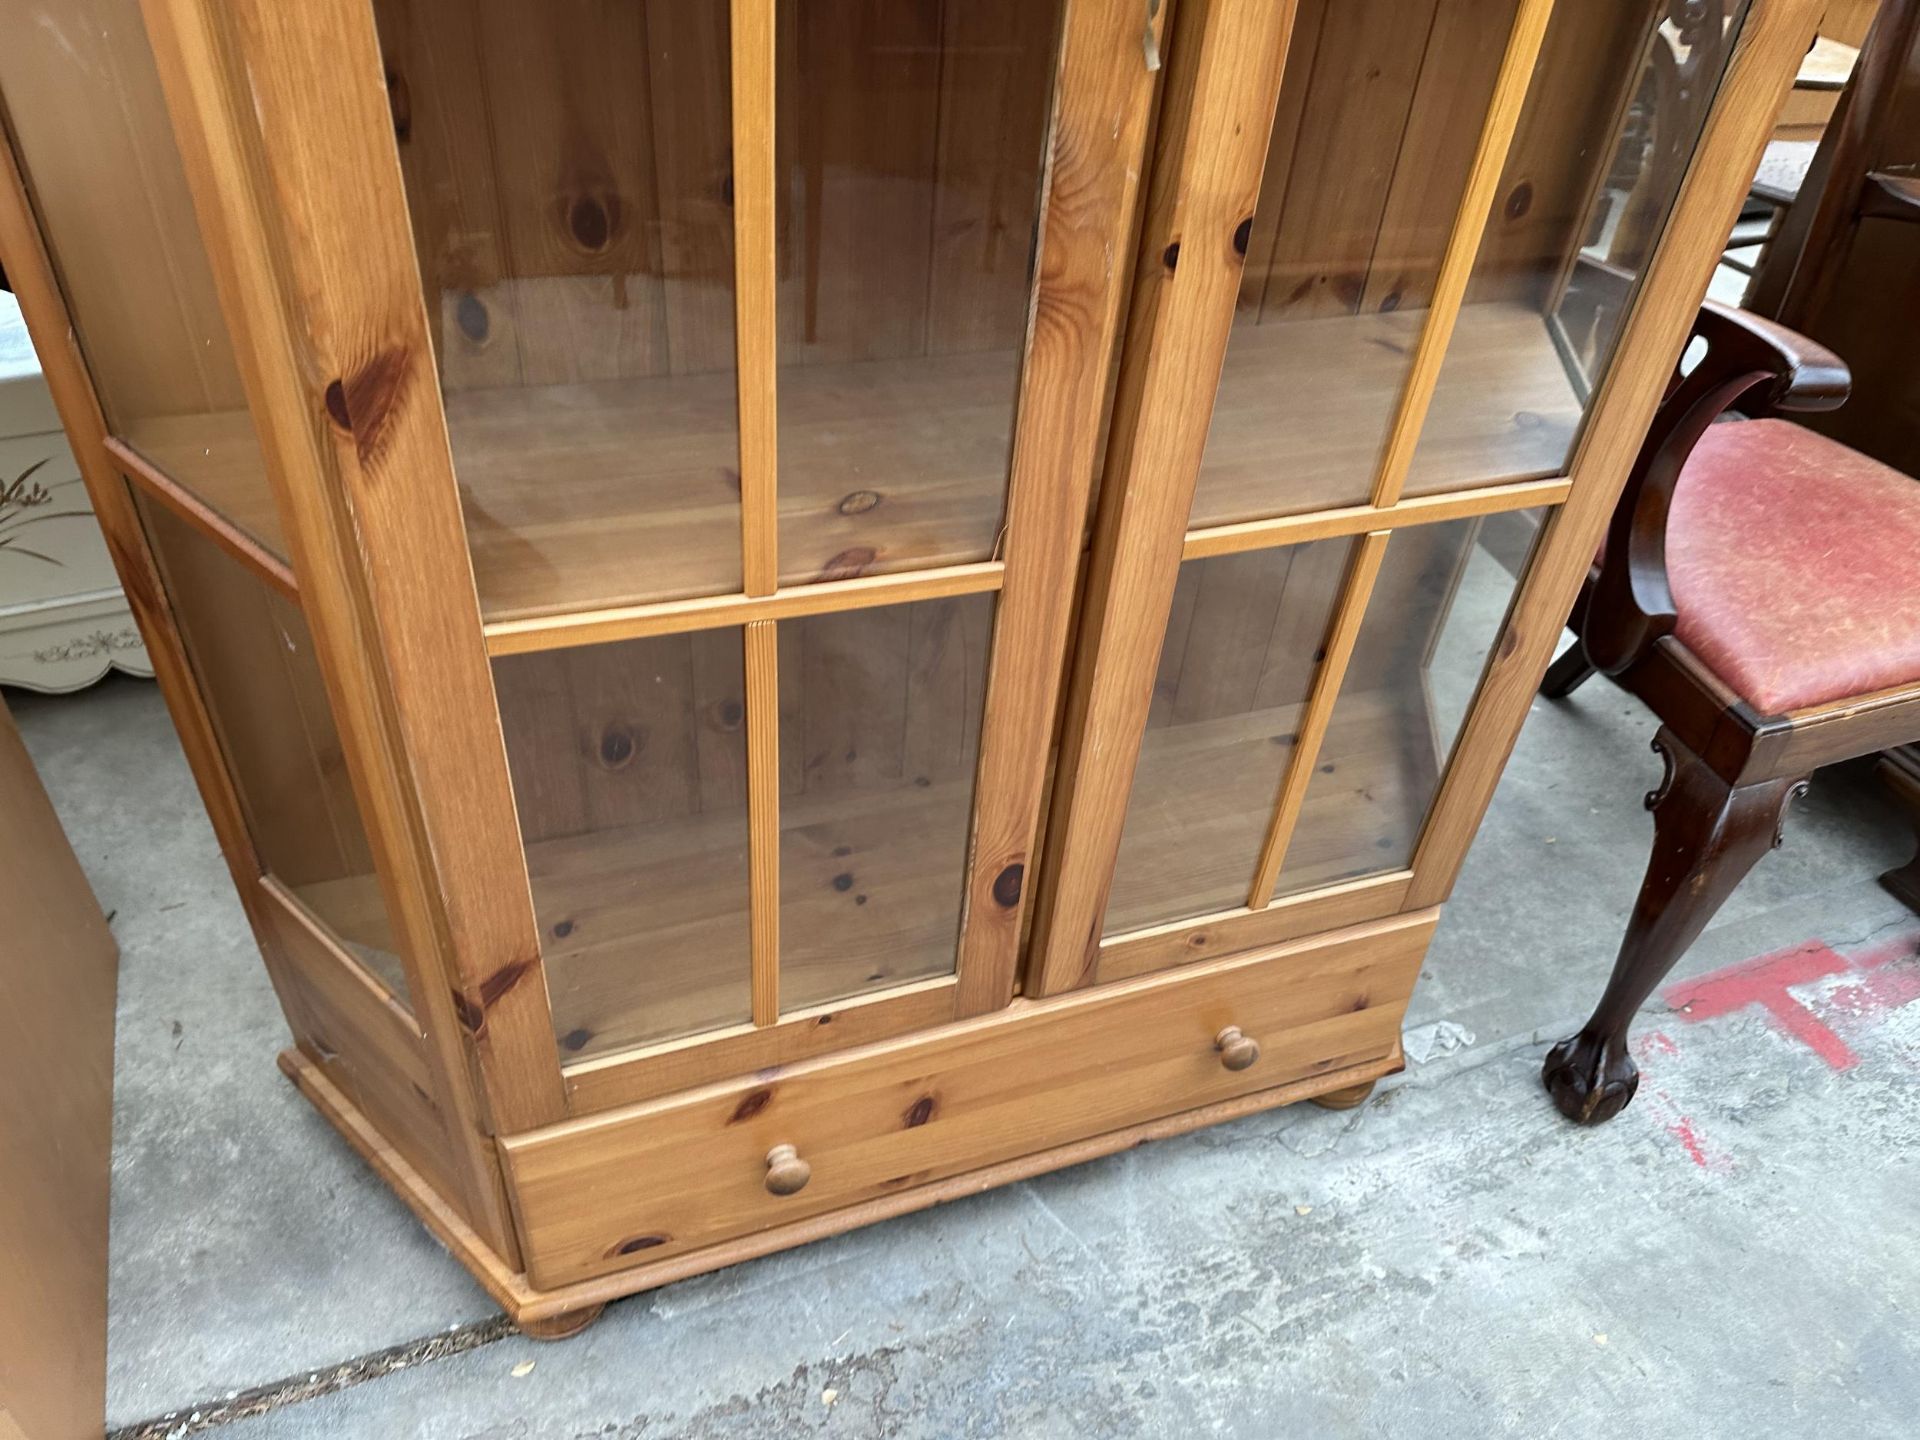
[107,1318,517,1439]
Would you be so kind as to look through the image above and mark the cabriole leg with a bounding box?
[1543,728,1805,1124]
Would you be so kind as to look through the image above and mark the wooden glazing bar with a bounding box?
[106,435,297,601]
[1366,0,1559,510]
[142,0,566,1214]
[484,561,1004,656]
[952,0,1165,1016]
[1244,531,1390,907]
[731,0,778,597]
[1405,0,1827,910]
[1027,0,1304,999]
[745,619,780,1027]
[1182,474,1570,561]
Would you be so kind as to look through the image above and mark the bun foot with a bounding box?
[1310,1079,1376,1111]
[516,1302,605,1341]
[1542,1029,1638,1125]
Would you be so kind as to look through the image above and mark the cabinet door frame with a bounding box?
[560,0,1165,1113]
[1028,0,1823,995]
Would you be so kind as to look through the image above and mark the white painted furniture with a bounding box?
[0,290,149,691]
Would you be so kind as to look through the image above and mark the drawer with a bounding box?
[501,910,1434,1289]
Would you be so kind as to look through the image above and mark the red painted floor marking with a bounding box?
[1623,929,1920,1165]
[1825,931,1920,1022]
[1629,1030,1729,1170]
[1636,1030,1681,1061]
[1662,941,1858,1070]
[1665,1114,1714,1170]
[1659,927,1920,1069]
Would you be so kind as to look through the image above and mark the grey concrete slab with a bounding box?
[7,678,499,1427]
[10,528,1918,1433]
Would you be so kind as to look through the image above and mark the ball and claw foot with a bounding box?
[1542,1029,1638,1125]
[516,1302,606,1341]
[1310,1079,1377,1111]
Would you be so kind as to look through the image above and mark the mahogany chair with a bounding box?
[1538,299,1920,1125]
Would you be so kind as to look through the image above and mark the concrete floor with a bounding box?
[14,615,1920,1435]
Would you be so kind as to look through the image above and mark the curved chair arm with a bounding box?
[1582,302,1851,676]
[1699,302,1851,415]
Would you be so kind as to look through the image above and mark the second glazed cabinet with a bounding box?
[0,0,1816,1332]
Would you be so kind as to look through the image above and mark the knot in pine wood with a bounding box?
[816,547,877,582]
[452,953,540,1037]
[565,192,619,253]
[323,345,414,469]
[608,1233,669,1257]
[729,1088,773,1124]
[598,723,640,769]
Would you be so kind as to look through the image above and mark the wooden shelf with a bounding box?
[302,771,975,1063]
[120,301,1579,628]
[123,346,1023,623]
[1196,299,1584,527]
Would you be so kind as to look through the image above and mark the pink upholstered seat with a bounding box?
[1667,418,1920,714]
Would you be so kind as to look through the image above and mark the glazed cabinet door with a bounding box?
[353,0,1160,1109]
[1030,0,1819,992]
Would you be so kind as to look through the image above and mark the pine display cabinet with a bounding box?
[0,0,1818,1334]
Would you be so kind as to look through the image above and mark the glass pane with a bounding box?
[778,593,993,1008]
[134,494,403,1000]
[0,0,281,557]
[1405,0,1753,495]
[1105,540,1351,937]
[369,0,742,620]
[1276,510,1542,895]
[1188,0,1524,528]
[493,629,751,1061]
[774,0,1063,585]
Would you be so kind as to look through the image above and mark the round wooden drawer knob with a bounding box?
[764,1143,811,1196]
[1215,1026,1261,1072]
